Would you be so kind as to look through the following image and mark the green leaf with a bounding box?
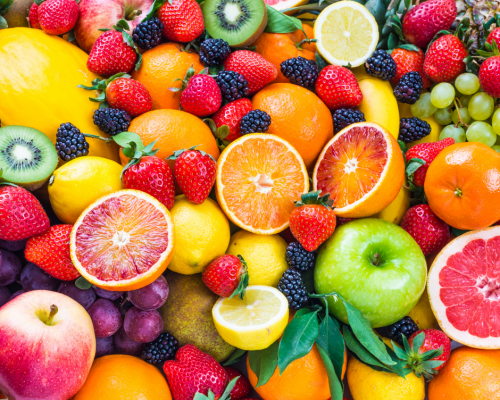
[387,32,399,50]
[398,140,407,155]
[316,315,345,381]
[229,269,249,300]
[406,158,425,175]
[315,51,328,73]
[317,344,344,400]
[265,5,302,33]
[223,348,247,366]
[112,131,144,149]
[397,44,421,52]
[0,0,14,15]
[248,340,279,387]
[294,307,312,318]
[342,326,391,371]
[75,277,93,290]
[365,0,386,32]
[0,15,6,29]
[122,147,135,159]
[144,0,166,21]
[219,377,240,400]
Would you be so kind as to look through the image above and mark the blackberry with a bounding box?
[199,38,231,67]
[382,316,419,346]
[141,332,179,365]
[277,268,309,310]
[394,72,423,104]
[93,108,131,136]
[55,123,89,161]
[333,109,365,134]
[398,117,432,144]
[285,242,316,271]
[132,17,163,50]
[364,50,397,81]
[240,110,271,134]
[215,70,249,102]
[280,57,319,87]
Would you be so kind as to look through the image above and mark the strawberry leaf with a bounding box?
[406,158,425,175]
[144,0,166,21]
[112,131,144,149]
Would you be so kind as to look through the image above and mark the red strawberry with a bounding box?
[289,191,336,252]
[402,0,456,49]
[28,3,41,29]
[479,56,500,98]
[25,224,80,281]
[400,204,450,256]
[408,330,451,371]
[38,0,79,35]
[202,255,247,298]
[163,344,229,400]
[390,47,431,88]
[423,35,467,83]
[106,77,152,117]
[158,0,204,43]
[212,99,253,142]
[315,66,363,110]
[487,27,500,46]
[0,186,49,241]
[223,50,278,94]
[180,74,222,117]
[223,367,251,400]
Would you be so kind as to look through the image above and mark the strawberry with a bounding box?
[400,204,450,256]
[163,344,229,400]
[223,50,278,94]
[289,191,336,252]
[223,367,251,400]
[402,0,456,49]
[390,47,431,88]
[315,66,363,111]
[158,0,204,43]
[25,224,80,281]
[0,185,49,241]
[423,35,467,83]
[479,56,500,98]
[486,27,500,46]
[38,0,79,36]
[212,99,253,142]
[28,3,41,29]
[106,77,152,117]
[202,255,248,298]
[180,74,222,117]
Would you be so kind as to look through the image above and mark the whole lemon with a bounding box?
[169,195,230,274]
[226,231,288,287]
[48,157,123,224]
[407,288,440,330]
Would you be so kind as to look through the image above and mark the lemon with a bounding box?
[226,231,288,287]
[373,186,410,225]
[48,156,123,224]
[398,102,442,148]
[314,1,379,67]
[408,288,440,330]
[212,285,289,350]
[169,195,230,274]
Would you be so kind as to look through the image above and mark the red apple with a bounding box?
[0,290,96,400]
[75,0,154,53]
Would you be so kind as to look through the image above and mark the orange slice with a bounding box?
[70,189,174,291]
[216,134,308,234]
[313,122,404,218]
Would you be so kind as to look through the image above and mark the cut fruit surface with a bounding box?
[70,190,174,291]
[216,134,308,234]
[313,122,404,218]
[428,226,500,349]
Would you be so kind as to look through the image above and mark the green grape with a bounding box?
[411,93,438,119]
[492,145,500,154]
[466,121,497,147]
[468,92,495,120]
[455,73,480,95]
[459,95,472,107]
[452,107,471,126]
[430,83,455,108]
[493,108,500,135]
[434,108,453,125]
[439,124,466,143]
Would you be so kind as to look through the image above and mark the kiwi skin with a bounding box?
[2,0,33,28]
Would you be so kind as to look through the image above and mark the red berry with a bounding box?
[390,47,431,88]
[180,74,222,117]
[212,99,253,142]
[486,28,500,46]
[202,255,246,297]
[315,66,363,110]
[223,367,251,400]
[28,3,41,29]
[479,56,500,98]
[38,0,79,36]
[106,78,152,117]
[409,329,451,371]
[423,35,468,83]
[158,0,204,43]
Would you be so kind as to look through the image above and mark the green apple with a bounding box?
[314,218,427,328]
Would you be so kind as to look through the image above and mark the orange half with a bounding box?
[216,134,309,234]
[313,122,404,218]
[70,189,174,291]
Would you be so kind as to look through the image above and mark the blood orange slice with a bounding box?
[313,122,404,218]
[428,226,500,349]
[70,190,174,291]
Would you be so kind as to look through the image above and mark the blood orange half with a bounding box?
[428,226,500,349]
[70,190,174,291]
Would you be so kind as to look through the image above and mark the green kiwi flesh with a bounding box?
[0,126,58,191]
[203,0,268,47]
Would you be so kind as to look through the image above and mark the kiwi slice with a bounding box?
[203,0,268,47]
[0,126,58,191]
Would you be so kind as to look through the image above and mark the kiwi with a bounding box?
[0,126,58,191]
[2,0,33,28]
[203,0,268,47]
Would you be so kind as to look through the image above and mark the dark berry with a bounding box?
[93,108,131,136]
[277,268,308,310]
[132,17,163,50]
[240,109,271,134]
[398,117,431,144]
[394,72,423,104]
[141,332,179,365]
[333,108,365,134]
[199,38,231,67]
[381,316,419,346]
[215,70,249,102]
[280,57,319,87]
[55,123,89,161]
[285,242,316,271]
[365,50,397,81]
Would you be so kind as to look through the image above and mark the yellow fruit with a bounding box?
[0,28,119,161]
[48,157,123,224]
[169,195,230,275]
[372,186,410,225]
[398,102,442,148]
[226,230,288,287]
[407,288,440,330]
[269,0,308,12]
[297,11,317,25]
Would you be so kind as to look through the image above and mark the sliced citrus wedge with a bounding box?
[70,189,174,291]
[313,122,404,218]
[216,134,308,234]
[212,285,289,350]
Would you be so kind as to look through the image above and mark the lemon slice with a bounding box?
[212,286,289,350]
[314,1,379,67]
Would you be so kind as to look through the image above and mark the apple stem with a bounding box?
[47,305,58,325]
[372,253,380,266]
[126,9,142,20]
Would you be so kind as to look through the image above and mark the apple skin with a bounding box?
[314,218,427,328]
[0,290,96,400]
[75,0,154,53]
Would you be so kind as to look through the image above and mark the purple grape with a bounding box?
[114,326,143,356]
[0,239,27,252]
[124,306,163,343]
[20,263,59,291]
[0,286,11,307]
[58,281,96,309]
[95,336,116,358]
[128,275,169,311]
[0,250,22,286]
[87,298,123,338]
[94,287,124,301]
[9,289,26,301]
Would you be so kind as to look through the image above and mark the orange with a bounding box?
[424,142,500,230]
[132,43,204,110]
[313,122,405,218]
[254,24,316,83]
[428,347,500,400]
[70,189,175,291]
[252,83,333,169]
[216,134,308,234]
[74,354,172,400]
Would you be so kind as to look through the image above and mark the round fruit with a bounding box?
[430,82,455,108]
[372,186,410,225]
[455,73,480,95]
[468,92,495,121]
[411,92,437,119]
[466,121,497,147]
[397,102,442,148]
[2,0,33,28]
[439,125,466,143]
[407,288,440,330]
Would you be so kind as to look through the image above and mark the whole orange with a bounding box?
[73,354,172,400]
[424,142,500,230]
[132,43,203,110]
[252,83,333,169]
[428,347,500,400]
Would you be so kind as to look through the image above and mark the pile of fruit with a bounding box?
[1,0,500,398]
